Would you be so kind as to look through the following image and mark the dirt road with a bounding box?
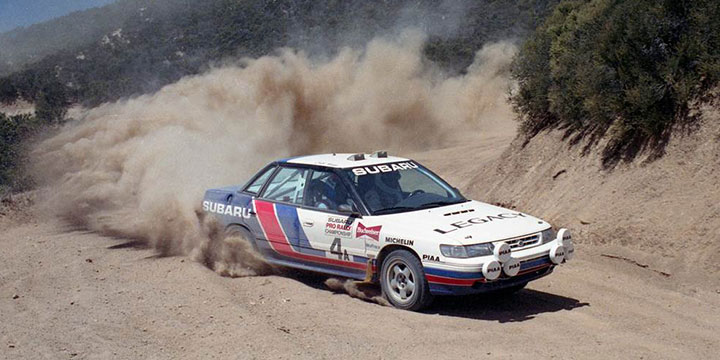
[1,211,719,360]
[3,117,720,359]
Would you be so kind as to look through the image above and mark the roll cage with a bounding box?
[240,161,371,217]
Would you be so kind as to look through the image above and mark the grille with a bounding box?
[504,234,540,250]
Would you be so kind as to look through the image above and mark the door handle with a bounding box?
[302,221,314,227]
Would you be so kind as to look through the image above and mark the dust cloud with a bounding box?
[325,278,390,306]
[31,31,516,273]
[195,217,275,277]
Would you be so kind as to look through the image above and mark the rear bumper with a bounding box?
[425,256,554,296]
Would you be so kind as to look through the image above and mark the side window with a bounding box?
[244,166,276,194]
[304,170,354,211]
[261,167,308,204]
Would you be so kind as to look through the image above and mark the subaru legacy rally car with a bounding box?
[202,152,574,310]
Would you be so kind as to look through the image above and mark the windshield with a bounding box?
[342,161,466,215]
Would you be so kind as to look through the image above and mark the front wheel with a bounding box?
[380,250,433,311]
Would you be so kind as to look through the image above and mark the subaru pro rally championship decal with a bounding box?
[325,215,353,239]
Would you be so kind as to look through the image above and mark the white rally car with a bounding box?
[202,152,574,310]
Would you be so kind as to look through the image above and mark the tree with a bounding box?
[512,0,720,149]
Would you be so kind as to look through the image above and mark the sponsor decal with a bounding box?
[325,215,353,239]
[434,213,527,234]
[356,223,382,241]
[203,201,251,219]
[351,161,418,176]
[365,240,380,252]
[422,254,440,262]
[499,247,511,257]
[384,236,414,246]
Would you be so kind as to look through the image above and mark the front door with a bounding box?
[300,169,368,261]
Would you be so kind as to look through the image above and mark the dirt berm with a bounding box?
[453,105,720,290]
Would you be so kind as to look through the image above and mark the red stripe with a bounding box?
[254,200,366,271]
[517,263,551,276]
[254,200,293,253]
[427,262,552,286]
[426,274,483,286]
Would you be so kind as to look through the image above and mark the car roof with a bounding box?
[283,153,411,169]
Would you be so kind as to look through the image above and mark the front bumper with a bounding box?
[426,256,554,295]
[423,229,573,296]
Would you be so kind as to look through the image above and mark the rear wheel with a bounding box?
[224,225,258,251]
[380,250,433,311]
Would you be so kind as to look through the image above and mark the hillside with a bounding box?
[0,0,137,75]
[470,103,720,288]
[0,0,560,192]
[0,0,558,110]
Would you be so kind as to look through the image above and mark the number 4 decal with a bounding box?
[330,237,350,261]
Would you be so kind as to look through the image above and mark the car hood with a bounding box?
[377,200,550,245]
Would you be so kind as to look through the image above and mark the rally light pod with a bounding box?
[482,261,502,281]
[564,242,575,261]
[493,242,511,263]
[347,153,365,161]
[557,228,572,246]
[556,228,574,261]
[502,257,521,277]
[549,244,566,264]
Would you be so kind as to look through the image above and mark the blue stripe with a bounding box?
[520,256,551,270]
[424,266,485,279]
[425,256,552,280]
[275,204,326,257]
[277,156,302,163]
[265,255,366,280]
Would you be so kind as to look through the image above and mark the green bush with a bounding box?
[0,112,40,190]
[512,0,720,147]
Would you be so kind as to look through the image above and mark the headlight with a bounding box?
[541,228,556,244]
[440,243,494,258]
[466,243,494,257]
[440,244,467,258]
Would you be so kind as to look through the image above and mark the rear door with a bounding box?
[253,166,311,255]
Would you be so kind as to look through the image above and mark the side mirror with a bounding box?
[338,204,361,218]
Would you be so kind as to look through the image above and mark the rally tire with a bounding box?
[224,225,259,252]
[380,250,433,311]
